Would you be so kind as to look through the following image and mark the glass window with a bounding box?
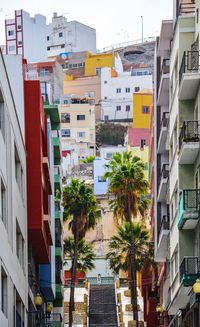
[77,115,85,121]
[116,106,121,111]
[98,176,106,182]
[126,105,130,111]
[142,106,149,114]
[106,153,113,159]
[47,36,49,41]
[16,220,25,270]
[77,132,85,138]
[125,87,130,93]
[61,113,70,123]
[116,88,121,93]
[135,86,140,92]
[61,129,70,138]
[59,32,63,37]
[104,115,109,121]
[15,145,24,198]
[8,45,15,52]
[140,139,146,148]
[8,30,14,36]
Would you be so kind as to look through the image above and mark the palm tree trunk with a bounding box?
[69,224,79,327]
[128,197,139,327]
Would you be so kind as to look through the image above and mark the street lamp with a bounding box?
[156,303,164,325]
[193,279,200,327]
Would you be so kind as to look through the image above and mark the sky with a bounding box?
[0,0,173,50]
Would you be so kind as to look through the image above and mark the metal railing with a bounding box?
[161,58,170,75]
[161,163,169,179]
[179,120,200,150]
[179,50,200,83]
[180,256,200,281]
[28,312,62,326]
[159,215,170,237]
[182,189,200,211]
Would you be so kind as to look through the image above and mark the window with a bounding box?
[116,88,121,93]
[47,36,49,41]
[16,220,25,270]
[18,41,22,46]
[1,267,7,316]
[61,129,70,138]
[126,105,130,111]
[106,153,113,159]
[116,105,121,111]
[77,115,85,121]
[135,86,140,92]
[8,45,15,52]
[47,47,50,51]
[77,132,85,138]
[78,63,83,67]
[197,8,199,24]
[0,179,6,227]
[98,176,106,182]
[17,25,21,30]
[140,139,146,148]
[96,68,101,76]
[59,32,63,37]
[125,87,130,93]
[104,115,109,121]
[142,106,149,114]
[15,145,24,198]
[104,81,107,84]
[104,96,107,100]
[171,250,178,280]
[8,30,14,36]
[61,113,70,123]
[72,63,78,69]
[0,96,5,140]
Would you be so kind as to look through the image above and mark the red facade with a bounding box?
[24,80,52,264]
[128,127,150,147]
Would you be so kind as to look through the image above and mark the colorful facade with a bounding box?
[132,91,153,129]
[84,53,114,76]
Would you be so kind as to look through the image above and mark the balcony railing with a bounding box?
[179,120,200,150]
[182,189,200,211]
[159,214,170,237]
[161,58,170,74]
[161,163,169,179]
[179,50,200,84]
[180,256,200,286]
[28,312,62,327]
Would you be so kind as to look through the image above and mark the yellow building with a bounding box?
[84,52,114,76]
[127,145,149,181]
[133,91,153,129]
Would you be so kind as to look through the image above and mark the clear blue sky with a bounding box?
[0,0,172,50]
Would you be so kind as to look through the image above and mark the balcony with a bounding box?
[56,247,63,262]
[156,215,170,261]
[178,189,200,229]
[52,131,61,164]
[180,257,200,287]
[179,121,200,164]
[157,59,170,106]
[54,167,61,192]
[28,312,62,327]
[179,51,200,100]
[157,164,169,202]
[157,112,169,154]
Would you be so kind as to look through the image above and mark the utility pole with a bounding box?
[141,16,143,43]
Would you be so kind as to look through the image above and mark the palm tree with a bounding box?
[63,179,100,327]
[64,237,96,273]
[105,152,149,327]
[81,155,95,164]
[107,222,153,275]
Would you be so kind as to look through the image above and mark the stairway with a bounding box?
[89,284,118,327]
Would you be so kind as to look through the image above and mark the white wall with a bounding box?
[47,15,96,56]
[100,146,126,159]
[0,51,27,326]
[101,67,152,120]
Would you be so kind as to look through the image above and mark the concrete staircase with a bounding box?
[89,284,118,327]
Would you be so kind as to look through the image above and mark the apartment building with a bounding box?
[153,19,173,327]
[24,79,63,325]
[101,68,152,121]
[47,12,96,57]
[5,10,47,62]
[0,50,28,326]
[60,101,96,172]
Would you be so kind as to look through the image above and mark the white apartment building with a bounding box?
[60,102,96,172]
[5,10,47,63]
[47,13,96,57]
[0,50,28,326]
[101,67,152,121]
